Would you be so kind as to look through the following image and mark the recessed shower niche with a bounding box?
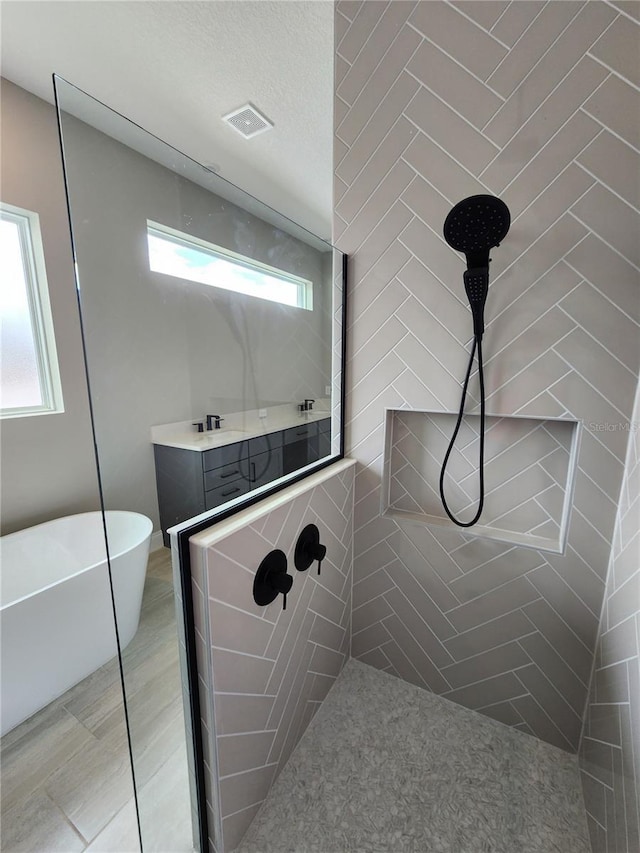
[382,409,581,554]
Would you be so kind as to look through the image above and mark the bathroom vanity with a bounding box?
[153,409,331,545]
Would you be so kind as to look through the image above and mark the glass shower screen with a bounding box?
[54,75,345,851]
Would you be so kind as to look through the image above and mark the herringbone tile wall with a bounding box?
[192,462,355,852]
[335,0,640,754]
[579,380,640,853]
[386,409,576,551]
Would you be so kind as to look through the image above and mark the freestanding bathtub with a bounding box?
[0,510,153,736]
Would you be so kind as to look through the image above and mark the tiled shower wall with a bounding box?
[190,462,354,852]
[335,1,640,751]
[579,380,640,853]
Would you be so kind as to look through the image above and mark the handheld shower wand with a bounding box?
[440,194,510,527]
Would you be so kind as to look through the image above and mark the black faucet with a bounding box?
[206,414,224,430]
[298,399,315,412]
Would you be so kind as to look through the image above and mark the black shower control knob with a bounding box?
[253,549,293,610]
[294,524,326,574]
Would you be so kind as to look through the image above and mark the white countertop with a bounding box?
[151,401,331,452]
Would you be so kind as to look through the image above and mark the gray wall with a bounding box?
[579,378,640,853]
[335,1,640,752]
[0,79,100,535]
[51,108,332,531]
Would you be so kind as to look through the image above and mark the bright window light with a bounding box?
[147,221,313,310]
[0,202,64,418]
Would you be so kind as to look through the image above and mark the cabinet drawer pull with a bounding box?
[220,469,239,479]
[221,486,241,497]
[296,429,308,436]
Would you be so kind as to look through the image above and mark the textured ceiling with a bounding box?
[0,0,334,238]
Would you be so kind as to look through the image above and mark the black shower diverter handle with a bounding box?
[294,524,327,575]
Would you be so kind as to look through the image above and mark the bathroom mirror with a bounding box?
[53,76,345,850]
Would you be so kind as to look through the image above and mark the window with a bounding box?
[146,221,313,310]
[0,202,63,418]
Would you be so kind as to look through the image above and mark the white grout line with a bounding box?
[556,303,639,377]
[563,258,640,327]
[518,629,591,692]
[405,21,508,102]
[513,664,581,736]
[551,347,632,421]
[587,49,640,95]
[580,104,640,156]
[443,0,512,52]
[484,1,557,90]
[484,323,578,398]
[380,612,455,687]
[488,1,513,37]
[400,112,490,199]
[215,691,277,699]
[492,87,608,196]
[578,765,615,793]
[444,632,539,668]
[481,51,608,181]
[216,728,278,742]
[485,1,596,135]
[337,1,396,89]
[567,211,640,273]
[603,0,640,24]
[211,645,277,663]
[337,120,416,223]
[403,66,503,154]
[336,19,422,155]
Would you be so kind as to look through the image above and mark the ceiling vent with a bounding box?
[222,104,273,139]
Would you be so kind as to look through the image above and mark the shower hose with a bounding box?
[439,334,486,528]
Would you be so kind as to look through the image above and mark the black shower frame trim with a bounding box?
[176,251,348,852]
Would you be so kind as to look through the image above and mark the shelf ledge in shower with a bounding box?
[383,507,563,555]
[381,408,582,556]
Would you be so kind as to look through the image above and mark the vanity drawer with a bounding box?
[319,429,331,459]
[250,447,283,488]
[202,441,248,472]
[204,459,247,491]
[248,431,283,457]
[205,478,250,510]
[283,421,318,445]
[318,417,331,434]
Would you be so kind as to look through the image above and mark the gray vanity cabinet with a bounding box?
[282,421,319,475]
[154,440,250,546]
[318,416,331,459]
[247,432,284,489]
[154,418,331,545]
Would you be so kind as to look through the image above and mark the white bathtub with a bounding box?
[0,510,152,736]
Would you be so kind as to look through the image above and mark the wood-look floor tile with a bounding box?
[85,797,140,852]
[129,696,187,788]
[1,704,96,812]
[146,547,174,583]
[137,744,193,853]
[44,731,136,842]
[2,789,86,852]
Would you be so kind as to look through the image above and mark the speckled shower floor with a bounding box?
[237,659,590,853]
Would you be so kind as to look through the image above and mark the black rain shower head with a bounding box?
[443,194,511,270]
[443,194,511,341]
